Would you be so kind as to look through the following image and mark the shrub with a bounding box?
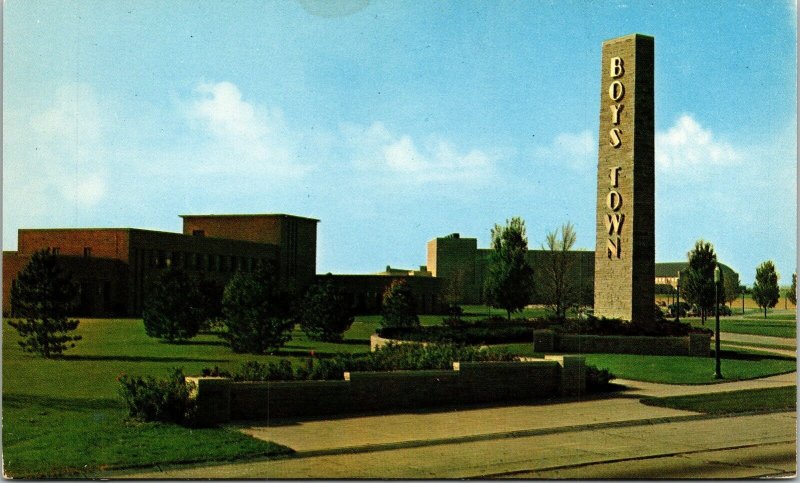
[381,279,419,328]
[299,277,354,342]
[585,365,615,392]
[117,368,196,425]
[562,315,711,337]
[667,302,690,318]
[378,317,552,345]
[143,268,203,342]
[221,264,295,354]
[211,343,517,382]
[8,248,82,358]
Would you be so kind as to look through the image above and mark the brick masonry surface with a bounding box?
[594,34,655,323]
[186,358,586,425]
[533,329,711,357]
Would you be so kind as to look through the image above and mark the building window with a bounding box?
[83,247,92,257]
[193,230,205,237]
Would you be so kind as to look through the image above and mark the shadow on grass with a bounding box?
[60,354,230,363]
[3,393,124,411]
[716,349,795,361]
[165,339,229,347]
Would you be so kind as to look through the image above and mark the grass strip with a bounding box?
[640,386,797,415]
[2,394,292,479]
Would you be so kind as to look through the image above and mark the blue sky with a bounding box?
[4,0,797,285]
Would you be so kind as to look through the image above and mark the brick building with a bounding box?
[427,233,593,306]
[426,233,737,307]
[2,214,316,317]
[3,213,447,317]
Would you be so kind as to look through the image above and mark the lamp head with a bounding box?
[714,265,720,283]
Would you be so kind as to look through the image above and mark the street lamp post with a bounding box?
[741,288,745,314]
[676,271,681,323]
[714,265,723,379]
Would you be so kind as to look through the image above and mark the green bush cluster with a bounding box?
[117,368,197,425]
[562,315,712,337]
[199,343,616,394]
[585,365,615,392]
[203,343,517,382]
[379,318,551,344]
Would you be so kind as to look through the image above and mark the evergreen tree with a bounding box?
[752,260,780,318]
[221,264,295,353]
[8,249,82,358]
[538,222,578,319]
[300,276,354,342]
[680,240,719,324]
[143,267,203,342]
[788,273,796,306]
[380,279,419,328]
[483,217,535,320]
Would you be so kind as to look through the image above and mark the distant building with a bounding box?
[654,262,739,291]
[3,213,444,317]
[3,214,317,317]
[427,233,593,306]
[426,233,739,305]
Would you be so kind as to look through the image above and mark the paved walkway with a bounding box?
[117,412,796,479]
[112,373,797,479]
[720,331,796,349]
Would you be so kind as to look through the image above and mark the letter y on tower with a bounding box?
[593,34,655,323]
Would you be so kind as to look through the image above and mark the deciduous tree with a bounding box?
[538,222,578,319]
[483,217,535,320]
[752,261,780,318]
[8,249,82,358]
[680,240,719,324]
[723,269,741,308]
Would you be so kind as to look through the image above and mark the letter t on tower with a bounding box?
[593,34,655,323]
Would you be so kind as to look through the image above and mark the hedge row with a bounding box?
[202,343,517,382]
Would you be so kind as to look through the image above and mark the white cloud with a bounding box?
[656,114,739,171]
[343,121,498,185]
[533,130,595,171]
[187,81,309,177]
[4,83,108,216]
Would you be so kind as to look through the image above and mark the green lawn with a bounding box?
[640,386,797,414]
[4,311,796,477]
[685,310,796,339]
[2,319,365,478]
[583,349,796,384]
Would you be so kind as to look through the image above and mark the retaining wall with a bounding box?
[533,330,710,357]
[187,357,584,426]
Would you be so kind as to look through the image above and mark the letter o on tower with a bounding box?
[606,190,622,211]
[608,80,625,101]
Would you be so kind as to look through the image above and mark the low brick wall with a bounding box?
[533,330,710,357]
[189,357,584,425]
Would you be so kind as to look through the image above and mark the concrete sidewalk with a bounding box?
[109,372,798,479]
[720,331,796,349]
[117,411,796,479]
[230,372,796,454]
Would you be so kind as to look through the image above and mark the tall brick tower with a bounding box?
[593,34,655,323]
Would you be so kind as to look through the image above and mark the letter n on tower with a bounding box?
[593,34,655,323]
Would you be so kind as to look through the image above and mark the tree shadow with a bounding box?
[3,393,124,411]
[59,354,230,363]
[716,349,795,361]
[172,339,229,347]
